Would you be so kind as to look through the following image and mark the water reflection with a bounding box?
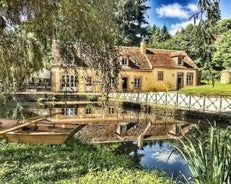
[0,100,195,181]
[23,102,194,146]
[137,141,192,181]
[0,101,194,147]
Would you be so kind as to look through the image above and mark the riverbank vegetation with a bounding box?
[179,82,231,95]
[175,124,231,184]
[0,139,170,183]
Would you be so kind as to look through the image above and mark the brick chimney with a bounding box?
[140,39,147,55]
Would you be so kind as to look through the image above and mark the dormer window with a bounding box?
[178,57,183,66]
[121,57,128,66]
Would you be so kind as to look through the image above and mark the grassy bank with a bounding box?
[0,139,170,184]
[179,82,231,95]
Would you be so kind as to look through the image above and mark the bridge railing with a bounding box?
[109,92,231,113]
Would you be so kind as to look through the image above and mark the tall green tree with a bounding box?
[213,29,231,70]
[146,24,157,44]
[160,24,171,42]
[114,0,150,46]
[193,0,221,86]
[170,24,203,61]
[148,25,172,49]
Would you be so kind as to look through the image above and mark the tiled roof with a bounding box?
[120,46,198,70]
[51,40,198,70]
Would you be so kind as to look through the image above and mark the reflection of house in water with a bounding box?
[43,103,194,147]
[75,120,193,148]
[24,101,194,148]
[50,103,118,120]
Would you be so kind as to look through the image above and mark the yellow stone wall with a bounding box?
[51,66,200,93]
[118,70,153,92]
[116,68,200,92]
[151,68,200,91]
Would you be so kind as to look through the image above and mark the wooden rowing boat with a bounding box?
[5,131,69,144]
[0,115,85,144]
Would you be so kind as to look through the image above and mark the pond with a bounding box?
[0,98,199,182]
[136,141,192,181]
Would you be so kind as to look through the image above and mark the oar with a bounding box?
[0,116,50,135]
[0,113,59,135]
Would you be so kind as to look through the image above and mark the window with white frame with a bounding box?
[186,73,193,85]
[62,75,77,87]
[134,78,140,89]
[178,57,183,65]
[86,106,92,114]
[86,76,92,86]
[157,71,163,81]
[71,76,77,87]
[109,106,115,114]
[62,108,76,116]
[121,57,128,66]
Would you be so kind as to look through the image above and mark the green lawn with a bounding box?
[179,82,231,95]
[0,139,170,184]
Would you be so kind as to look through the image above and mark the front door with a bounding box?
[122,77,128,91]
[177,73,184,90]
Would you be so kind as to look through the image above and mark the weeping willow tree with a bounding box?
[53,0,121,99]
[0,0,58,93]
[0,0,148,97]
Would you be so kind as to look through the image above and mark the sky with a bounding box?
[146,0,231,35]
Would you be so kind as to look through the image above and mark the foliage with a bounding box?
[216,18,231,34]
[77,167,168,184]
[174,124,231,184]
[114,0,150,46]
[0,30,44,92]
[0,0,151,102]
[147,24,172,48]
[213,29,231,69]
[150,83,157,92]
[147,2,226,87]
[0,138,170,183]
[165,82,174,92]
[189,0,221,87]
[171,24,202,61]
[0,0,57,91]
[179,81,231,95]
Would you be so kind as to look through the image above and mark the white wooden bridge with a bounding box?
[109,92,231,114]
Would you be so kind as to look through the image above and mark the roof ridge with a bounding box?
[120,46,185,52]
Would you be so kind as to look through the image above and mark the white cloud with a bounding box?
[186,3,199,12]
[156,3,198,20]
[156,3,189,19]
[169,19,195,35]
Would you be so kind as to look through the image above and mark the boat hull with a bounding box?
[5,132,69,144]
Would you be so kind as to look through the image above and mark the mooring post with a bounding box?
[137,134,143,149]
